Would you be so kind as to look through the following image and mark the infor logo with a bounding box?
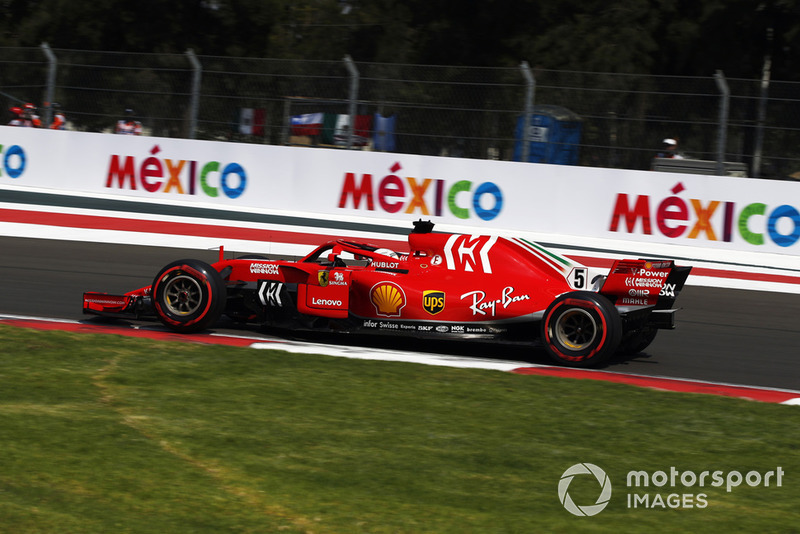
[558,463,612,516]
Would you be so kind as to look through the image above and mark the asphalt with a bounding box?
[1,235,798,391]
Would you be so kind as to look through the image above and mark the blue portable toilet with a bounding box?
[513,105,582,164]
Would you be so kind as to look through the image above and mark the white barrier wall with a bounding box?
[2,126,800,259]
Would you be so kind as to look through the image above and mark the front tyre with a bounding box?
[152,259,226,333]
[541,291,622,367]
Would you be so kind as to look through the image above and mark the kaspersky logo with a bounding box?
[558,463,612,516]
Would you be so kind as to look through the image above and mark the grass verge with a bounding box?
[0,324,798,533]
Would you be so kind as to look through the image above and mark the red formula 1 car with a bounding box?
[83,221,691,367]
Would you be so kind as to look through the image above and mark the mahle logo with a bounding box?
[558,463,612,516]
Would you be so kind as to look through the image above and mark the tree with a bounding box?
[1,0,799,81]
[1,0,282,55]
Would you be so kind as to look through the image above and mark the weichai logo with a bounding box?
[609,182,800,248]
[337,161,503,221]
[0,144,27,179]
[106,145,247,199]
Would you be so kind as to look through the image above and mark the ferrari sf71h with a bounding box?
[83,221,691,367]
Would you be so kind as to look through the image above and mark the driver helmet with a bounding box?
[374,248,399,259]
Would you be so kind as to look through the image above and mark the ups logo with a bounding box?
[422,290,445,315]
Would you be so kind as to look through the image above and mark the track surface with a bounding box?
[1,236,798,391]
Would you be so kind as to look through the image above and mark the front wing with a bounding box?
[83,289,153,319]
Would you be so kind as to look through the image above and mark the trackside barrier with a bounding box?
[1,126,799,271]
[651,158,748,177]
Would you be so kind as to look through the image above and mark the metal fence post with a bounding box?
[714,70,729,176]
[520,61,535,163]
[40,42,57,127]
[752,56,772,179]
[344,55,359,149]
[186,49,202,139]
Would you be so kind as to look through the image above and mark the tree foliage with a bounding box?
[1,0,799,79]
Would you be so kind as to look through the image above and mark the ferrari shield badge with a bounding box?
[318,271,329,287]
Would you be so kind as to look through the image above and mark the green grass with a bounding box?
[0,324,798,533]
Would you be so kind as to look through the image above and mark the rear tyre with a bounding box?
[541,291,622,367]
[152,259,226,333]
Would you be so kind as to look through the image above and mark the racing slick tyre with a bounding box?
[152,259,227,333]
[541,291,622,367]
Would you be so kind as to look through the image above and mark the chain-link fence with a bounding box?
[2,45,800,179]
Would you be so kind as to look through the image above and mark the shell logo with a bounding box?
[370,281,406,317]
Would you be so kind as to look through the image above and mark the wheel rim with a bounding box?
[554,308,598,350]
[163,274,203,316]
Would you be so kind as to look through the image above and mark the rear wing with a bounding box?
[599,259,691,309]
